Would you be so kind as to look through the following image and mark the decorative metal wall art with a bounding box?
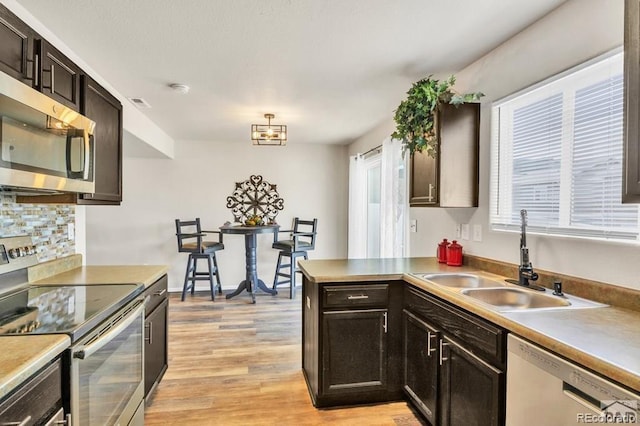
[226,175,284,223]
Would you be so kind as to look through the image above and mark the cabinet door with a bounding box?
[145,298,168,400]
[322,309,387,395]
[37,40,82,111]
[439,337,504,426]
[403,310,440,425]
[409,103,480,207]
[624,0,640,202]
[410,150,439,206]
[80,76,123,204]
[0,4,37,86]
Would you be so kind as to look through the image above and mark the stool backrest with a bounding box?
[293,218,318,251]
[175,218,204,253]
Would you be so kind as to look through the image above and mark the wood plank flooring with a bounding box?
[144,291,425,425]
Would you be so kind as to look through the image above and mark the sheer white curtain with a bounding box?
[380,137,408,257]
[348,154,367,258]
[348,139,408,259]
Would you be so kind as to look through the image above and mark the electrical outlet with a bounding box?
[461,224,470,240]
[473,224,482,242]
[455,224,462,239]
[410,219,417,233]
[67,223,75,240]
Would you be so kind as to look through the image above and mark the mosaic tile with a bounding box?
[0,194,75,262]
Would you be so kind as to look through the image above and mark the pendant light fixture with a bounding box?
[251,113,287,146]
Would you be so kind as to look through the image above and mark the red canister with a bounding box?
[437,239,450,263]
[446,240,463,266]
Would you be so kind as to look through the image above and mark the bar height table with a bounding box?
[220,224,279,303]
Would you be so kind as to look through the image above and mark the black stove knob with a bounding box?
[8,248,19,258]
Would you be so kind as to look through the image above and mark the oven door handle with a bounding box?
[73,301,144,360]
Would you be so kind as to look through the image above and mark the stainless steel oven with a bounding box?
[70,298,145,426]
[0,236,146,426]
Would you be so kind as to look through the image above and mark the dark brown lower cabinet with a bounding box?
[440,337,503,426]
[403,287,506,426]
[302,279,403,408]
[322,309,387,395]
[302,277,504,423]
[403,310,440,425]
[143,275,169,402]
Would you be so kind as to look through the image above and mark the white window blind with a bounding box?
[490,51,640,241]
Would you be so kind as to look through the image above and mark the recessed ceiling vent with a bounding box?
[128,97,152,109]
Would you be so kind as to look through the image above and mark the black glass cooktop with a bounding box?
[0,284,144,343]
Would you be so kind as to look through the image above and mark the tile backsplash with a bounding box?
[0,194,75,262]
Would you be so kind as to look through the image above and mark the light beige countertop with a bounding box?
[299,257,470,282]
[32,265,168,289]
[0,334,69,399]
[300,258,640,393]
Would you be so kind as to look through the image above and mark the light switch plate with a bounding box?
[461,224,470,240]
[455,224,462,239]
[410,220,417,233]
[473,224,482,242]
[67,223,75,240]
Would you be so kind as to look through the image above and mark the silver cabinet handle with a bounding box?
[427,331,437,356]
[383,312,387,333]
[347,294,369,300]
[145,321,153,345]
[1,416,31,426]
[50,63,55,93]
[34,53,39,87]
[53,414,72,426]
[439,340,450,366]
[154,289,167,296]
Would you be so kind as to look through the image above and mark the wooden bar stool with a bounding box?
[175,218,224,301]
[272,218,317,299]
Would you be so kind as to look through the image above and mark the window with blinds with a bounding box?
[490,51,639,241]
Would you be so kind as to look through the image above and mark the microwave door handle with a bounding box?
[65,130,86,179]
[73,302,144,360]
[83,133,93,180]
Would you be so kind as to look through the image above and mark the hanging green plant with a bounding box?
[391,75,483,157]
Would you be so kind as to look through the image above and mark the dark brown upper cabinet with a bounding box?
[409,103,480,207]
[624,0,640,202]
[0,5,124,205]
[36,39,82,111]
[79,76,123,204]
[0,4,38,87]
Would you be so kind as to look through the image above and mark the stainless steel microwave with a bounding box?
[0,70,95,194]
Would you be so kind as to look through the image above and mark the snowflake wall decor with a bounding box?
[225,175,284,223]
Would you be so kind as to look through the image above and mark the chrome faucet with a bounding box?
[514,209,545,291]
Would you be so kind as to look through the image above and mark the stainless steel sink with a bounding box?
[461,287,569,309]
[460,287,606,311]
[417,273,507,289]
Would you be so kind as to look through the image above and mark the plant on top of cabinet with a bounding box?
[391,75,483,158]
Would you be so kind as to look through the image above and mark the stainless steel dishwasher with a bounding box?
[506,334,639,425]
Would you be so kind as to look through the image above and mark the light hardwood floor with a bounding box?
[144,291,425,425]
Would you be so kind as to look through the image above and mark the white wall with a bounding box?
[351,0,639,290]
[85,141,348,292]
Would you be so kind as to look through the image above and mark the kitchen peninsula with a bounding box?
[300,257,640,423]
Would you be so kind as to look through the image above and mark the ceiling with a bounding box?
[15,0,567,145]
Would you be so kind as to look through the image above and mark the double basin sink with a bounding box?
[412,272,606,312]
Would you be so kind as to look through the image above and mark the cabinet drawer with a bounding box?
[323,284,388,308]
[144,274,168,315]
[404,287,505,366]
[0,358,63,424]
